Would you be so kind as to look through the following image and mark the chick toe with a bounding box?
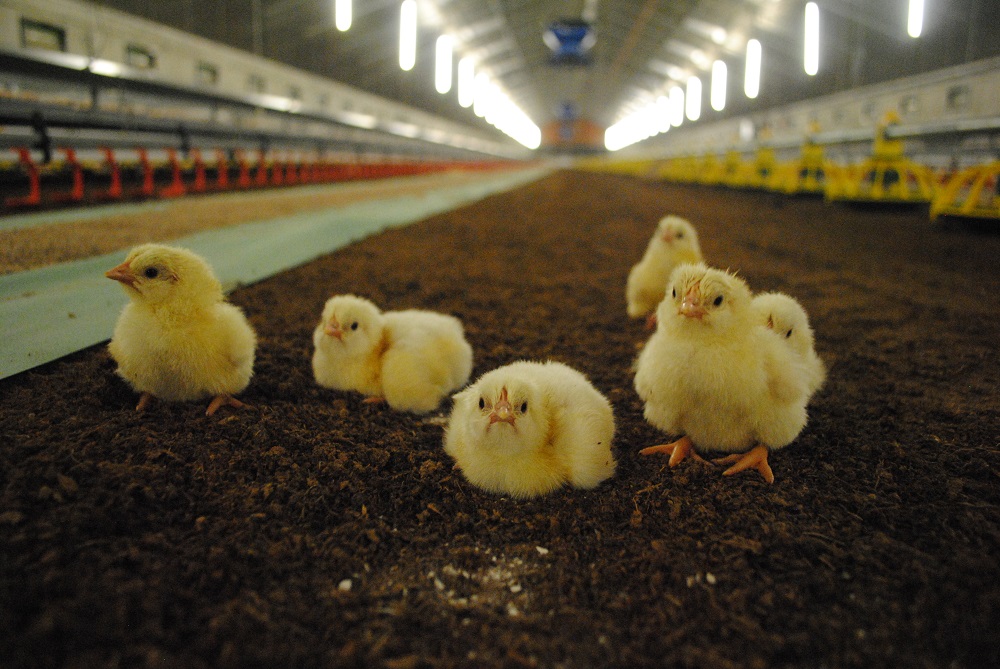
[206,394,248,416]
[639,436,706,467]
[715,445,775,484]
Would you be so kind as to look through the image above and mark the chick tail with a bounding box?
[714,445,775,484]
[206,394,250,416]
[638,436,706,467]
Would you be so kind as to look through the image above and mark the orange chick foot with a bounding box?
[714,445,775,484]
[206,394,249,416]
[363,396,386,405]
[639,436,706,467]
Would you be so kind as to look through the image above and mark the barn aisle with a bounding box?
[1,170,998,668]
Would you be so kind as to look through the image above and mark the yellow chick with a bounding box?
[633,263,811,483]
[443,360,616,498]
[753,292,826,398]
[626,215,703,322]
[311,294,473,413]
[106,243,256,416]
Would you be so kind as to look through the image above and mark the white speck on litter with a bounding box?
[536,546,550,555]
[434,578,445,591]
[706,572,717,585]
[338,579,352,592]
[507,603,521,617]
[510,584,522,594]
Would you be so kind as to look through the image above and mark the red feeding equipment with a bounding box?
[56,147,85,203]
[159,147,186,197]
[234,149,252,188]
[215,149,229,190]
[98,147,123,200]
[135,147,156,198]
[190,148,207,193]
[4,147,41,208]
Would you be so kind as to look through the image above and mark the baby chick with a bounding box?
[626,215,703,323]
[633,263,811,483]
[106,243,256,415]
[753,292,826,397]
[443,361,616,498]
[312,295,473,413]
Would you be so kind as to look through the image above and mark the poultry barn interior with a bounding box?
[2,0,999,667]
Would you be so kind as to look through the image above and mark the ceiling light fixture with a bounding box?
[435,35,453,94]
[335,0,351,32]
[908,0,924,38]
[457,57,475,107]
[669,86,684,127]
[710,60,727,111]
[744,38,761,99]
[399,0,417,72]
[804,2,819,76]
[686,76,702,121]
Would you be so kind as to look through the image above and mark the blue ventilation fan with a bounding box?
[544,19,595,66]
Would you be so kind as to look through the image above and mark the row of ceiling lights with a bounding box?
[333,0,541,150]
[605,0,927,151]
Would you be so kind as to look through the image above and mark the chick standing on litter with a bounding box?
[753,291,826,397]
[443,360,616,498]
[312,294,473,413]
[106,243,256,416]
[633,263,812,483]
[626,215,703,323]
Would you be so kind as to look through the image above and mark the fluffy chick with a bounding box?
[626,215,703,322]
[633,263,811,483]
[106,243,256,415]
[312,295,473,413]
[753,292,826,397]
[444,360,616,498]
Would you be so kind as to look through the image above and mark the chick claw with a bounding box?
[639,436,707,467]
[135,393,155,412]
[205,394,249,417]
[714,445,775,484]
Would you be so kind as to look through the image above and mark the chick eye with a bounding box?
[786,329,793,338]
[478,397,485,410]
[350,322,359,330]
[713,295,723,307]
[143,267,159,279]
[676,232,684,238]
[671,288,677,299]
[520,402,528,413]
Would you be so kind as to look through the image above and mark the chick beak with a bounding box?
[679,285,707,320]
[105,261,136,288]
[660,230,676,244]
[488,388,516,427]
[324,317,344,341]
[766,314,774,329]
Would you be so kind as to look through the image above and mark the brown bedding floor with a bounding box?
[1,170,998,668]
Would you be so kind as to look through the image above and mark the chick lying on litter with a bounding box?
[444,360,616,498]
[312,294,472,413]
